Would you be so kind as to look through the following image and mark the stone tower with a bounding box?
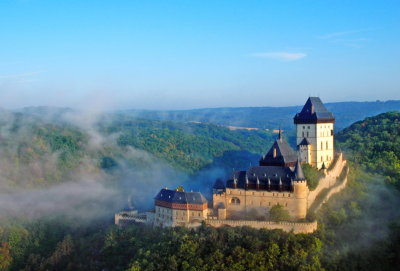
[294,97,335,169]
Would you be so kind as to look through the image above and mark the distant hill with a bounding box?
[117,100,400,132]
[336,110,400,186]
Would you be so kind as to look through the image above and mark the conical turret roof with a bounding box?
[293,158,306,181]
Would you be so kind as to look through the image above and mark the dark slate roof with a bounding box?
[321,162,327,170]
[213,179,226,189]
[294,97,335,123]
[299,138,311,145]
[226,166,295,188]
[154,189,208,204]
[293,159,306,181]
[259,138,298,165]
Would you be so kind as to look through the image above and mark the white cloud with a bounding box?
[0,71,45,79]
[251,52,307,61]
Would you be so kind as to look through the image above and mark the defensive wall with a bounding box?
[115,211,153,226]
[205,219,317,234]
[312,165,349,212]
[308,153,346,207]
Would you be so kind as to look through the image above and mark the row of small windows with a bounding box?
[156,207,202,217]
[302,125,331,129]
[229,191,291,197]
[230,198,288,207]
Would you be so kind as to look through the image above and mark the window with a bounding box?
[269,202,271,206]
[230,197,241,205]
[302,132,304,137]
[307,132,309,137]
[176,211,178,215]
[321,156,323,161]
[327,155,328,161]
[192,212,194,216]
[229,191,231,194]
[252,192,254,195]
[259,202,262,205]
[273,193,275,196]
[239,191,241,195]
[308,126,310,129]
[321,142,323,150]
[288,194,291,197]
[263,192,265,196]
[285,203,288,207]
[277,202,279,205]
[277,193,279,197]
[303,126,305,129]
[283,194,285,197]
[198,212,201,217]
[326,141,328,149]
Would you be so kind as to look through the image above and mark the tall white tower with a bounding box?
[294,97,335,169]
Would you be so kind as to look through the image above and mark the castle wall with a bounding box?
[308,154,345,207]
[220,185,308,222]
[313,165,349,212]
[205,219,318,234]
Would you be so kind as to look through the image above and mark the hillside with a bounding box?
[1,110,400,270]
[118,100,400,132]
[336,111,400,187]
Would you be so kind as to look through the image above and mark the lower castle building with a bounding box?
[115,97,348,233]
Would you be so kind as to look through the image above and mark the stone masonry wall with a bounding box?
[205,219,317,234]
[313,165,349,212]
[308,153,345,207]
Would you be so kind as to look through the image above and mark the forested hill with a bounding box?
[336,110,400,187]
[118,100,400,131]
[1,109,400,270]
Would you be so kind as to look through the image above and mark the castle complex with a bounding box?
[115,97,348,233]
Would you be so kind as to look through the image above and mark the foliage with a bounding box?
[301,163,325,191]
[336,111,400,188]
[269,205,290,222]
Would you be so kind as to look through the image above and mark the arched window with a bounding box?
[229,197,241,205]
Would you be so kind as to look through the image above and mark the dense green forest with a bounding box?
[118,100,400,131]
[336,111,400,187]
[1,109,400,270]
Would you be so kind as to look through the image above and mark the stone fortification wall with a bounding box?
[313,166,349,212]
[308,153,345,207]
[115,212,148,226]
[205,219,317,234]
[327,153,344,178]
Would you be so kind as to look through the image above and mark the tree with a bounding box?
[176,185,184,191]
[269,205,290,222]
[0,242,12,270]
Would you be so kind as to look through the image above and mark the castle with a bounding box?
[115,97,348,233]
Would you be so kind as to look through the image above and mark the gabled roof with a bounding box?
[213,179,225,189]
[294,97,335,124]
[299,138,311,145]
[259,138,298,166]
[154,189,208,205]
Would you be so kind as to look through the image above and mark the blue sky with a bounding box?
[0,0,399,110]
